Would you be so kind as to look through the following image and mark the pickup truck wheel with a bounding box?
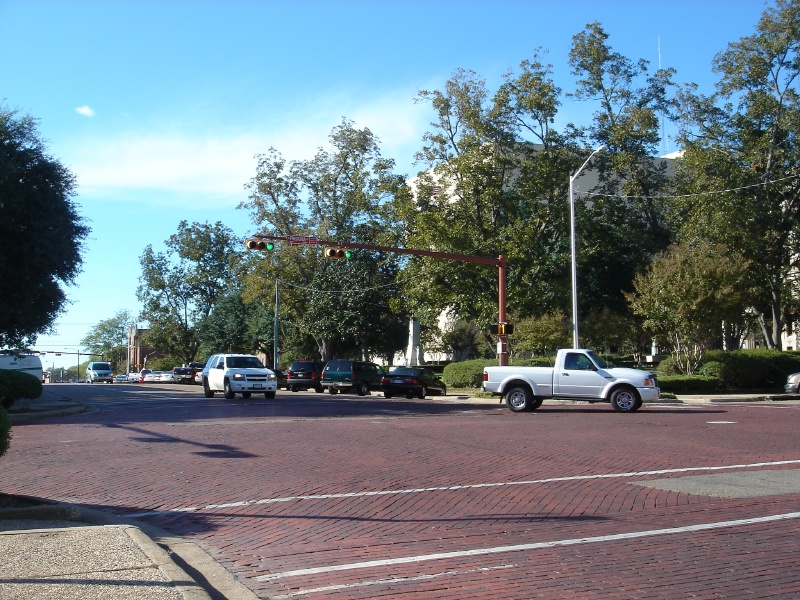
[610,387,641,412]
[505,386,532,412]
[224,379,235,399]
[417,385,427,399]
[357,381,370,396]
[203,378,214,398]
[328,387,337,395]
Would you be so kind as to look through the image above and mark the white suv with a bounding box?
[201,354,277,399]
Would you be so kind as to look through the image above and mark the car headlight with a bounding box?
[268,373,277,381]
[788,374,800,384]
[233,373,245,380]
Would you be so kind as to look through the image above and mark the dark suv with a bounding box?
[286,360,325,392]
[321,360,385,396]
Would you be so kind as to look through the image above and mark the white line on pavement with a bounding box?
[268,564,518,598]
[255,511,800,582]
[125,458,800,518]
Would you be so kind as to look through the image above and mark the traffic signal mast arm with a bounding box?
[247,234,509,365]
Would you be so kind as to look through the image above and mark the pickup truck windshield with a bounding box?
[585,350,607,369]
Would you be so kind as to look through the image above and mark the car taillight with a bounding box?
[381,377,390,384]
[286,372,292,379]
[311,373,317,380]
[482,371,488,381]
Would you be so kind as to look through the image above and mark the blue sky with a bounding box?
[1,0,768,370]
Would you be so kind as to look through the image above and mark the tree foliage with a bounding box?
[137,221,241,364]
[0,107,89,347]
[672,0,800,349]
[628,241,751,373]
[240,119,408,361]
[80,309,135,372]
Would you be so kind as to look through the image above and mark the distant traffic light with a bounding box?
[245,238,275,251]
[324,247,352,259]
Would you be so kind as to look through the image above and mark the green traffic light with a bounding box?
[345,250,352,258]
[266,242,275,251]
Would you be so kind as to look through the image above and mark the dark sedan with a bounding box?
[381,367,447,399]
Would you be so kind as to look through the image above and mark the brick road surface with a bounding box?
[3,385,800,598]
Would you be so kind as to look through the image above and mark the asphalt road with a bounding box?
[4,383,800,599]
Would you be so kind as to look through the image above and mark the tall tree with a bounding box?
[137,221,241,363]
[673,0,800,349]
[408,57,580,332]
[0,107,89,347]
[241,119,408,361]
[568,22,675,316]
[80,309,135,372]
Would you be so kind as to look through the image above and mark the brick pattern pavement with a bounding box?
[4,389,800,598]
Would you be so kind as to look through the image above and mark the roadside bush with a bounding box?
[0,407,10,457]
[655,356,681,376]
[0,370,43,409]
[700,349,800,389]
[658,375,720,392]
[442,359,499,388]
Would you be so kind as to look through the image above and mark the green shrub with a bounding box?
[658,375,720,392]
[0,370,44,409]
[656,355,681,376]
[442,359,496,388]
[0,407,10,457]
[700,349,800,389]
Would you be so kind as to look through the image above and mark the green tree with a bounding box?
[137,221,241,363]
[241,119,408,361]
[408,61,580,333]
[568,22,675,317]
[511,311,571,357]
[672,0,800,349]
[80,309,135,372]
[0,107,89,347]
[628,241,751,373]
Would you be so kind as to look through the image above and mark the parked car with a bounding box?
[321,360,385,396]
[159,371,176,383]
[128,372,141,382]
[86,361,114,384]
[785,372,800,393]
[142,371,159,383]
[188,361,206,383]
[113,374,128,383]
[138,369,153,382]
[172,367,193,384]
[201,354,278,399]
[381,367,447,399]
[286,360,325,392]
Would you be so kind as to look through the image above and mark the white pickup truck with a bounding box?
[482,349,659,412]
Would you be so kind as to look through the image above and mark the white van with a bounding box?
[0,351,44,383]
[86,361,114,384]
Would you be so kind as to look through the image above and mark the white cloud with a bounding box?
[62,92,432,208]
[75,105,96,117]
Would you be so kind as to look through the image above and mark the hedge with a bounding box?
[658,349,800,390]
[0,369,44,409]
[657,375,720,392]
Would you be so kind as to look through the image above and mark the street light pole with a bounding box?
[569,145,605,349]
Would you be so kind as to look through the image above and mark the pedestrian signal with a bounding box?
[490,323,514,335]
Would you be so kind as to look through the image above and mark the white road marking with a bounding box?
[268,564,517,598]
[707,421,738,424]
[256,511,800,582]
[125,459,800,518]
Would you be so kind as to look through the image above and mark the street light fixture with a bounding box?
[569,145,605,349]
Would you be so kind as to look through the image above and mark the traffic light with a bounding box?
[245,238,275,251]
[324,247,352,259]
[490,323,514,335]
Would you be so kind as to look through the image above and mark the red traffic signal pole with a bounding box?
[248,234,509,365]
